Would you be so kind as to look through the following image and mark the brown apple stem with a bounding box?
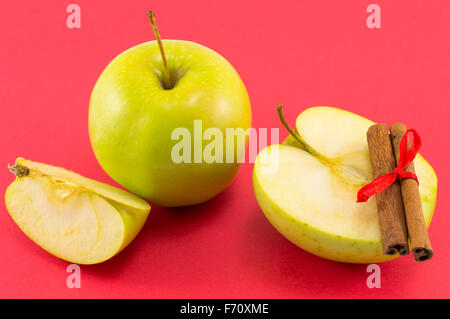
[8,163,29,177]
[146,11,172,89]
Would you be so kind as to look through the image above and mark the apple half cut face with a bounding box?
[5,158,150,264]
[253,107,437,263]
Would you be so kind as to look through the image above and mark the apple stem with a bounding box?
[146,11,172,89]
[276,105,324,159]
[8,163,29,177]
[276,105,307,148]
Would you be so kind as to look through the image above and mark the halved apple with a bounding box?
[253,107,437,263]
[5,158,151,264]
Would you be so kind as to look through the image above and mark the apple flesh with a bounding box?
[253,107,437,263]
[89,40,251,207]
[5,158,151,264]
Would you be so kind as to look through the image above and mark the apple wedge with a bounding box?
[253,107,437,263]
[5,158,150,264]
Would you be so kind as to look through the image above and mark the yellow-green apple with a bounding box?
[253,106,437,263]
[89,13,251,207]
[5,158,150,264]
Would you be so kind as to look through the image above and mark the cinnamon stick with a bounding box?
[366,124,409,256]
[390,123,433,262]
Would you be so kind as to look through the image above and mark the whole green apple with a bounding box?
[89,32,251,206]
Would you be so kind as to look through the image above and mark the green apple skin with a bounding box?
[253,166,396,264]
[254,146,436,264]
[89,40,251,207]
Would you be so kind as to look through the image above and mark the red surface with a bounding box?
[0,0,449,298]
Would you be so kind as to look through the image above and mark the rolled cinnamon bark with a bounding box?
[367,124,409,256]
[390,123,433,262]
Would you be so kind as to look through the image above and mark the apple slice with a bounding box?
[253,107,437,263]
[5,158,151,264]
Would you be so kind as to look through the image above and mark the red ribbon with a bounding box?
[357,128,421,203]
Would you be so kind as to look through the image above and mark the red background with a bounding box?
[0,0,449,298]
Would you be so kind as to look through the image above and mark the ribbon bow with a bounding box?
[357,128,421,202]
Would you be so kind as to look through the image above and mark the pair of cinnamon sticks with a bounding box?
[366,123,433,262]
